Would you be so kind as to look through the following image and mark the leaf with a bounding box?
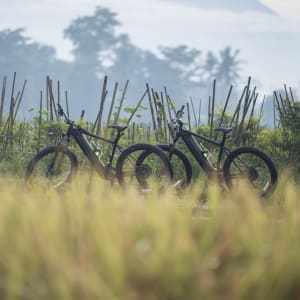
[124,107,135,113]
[138,105,148,110]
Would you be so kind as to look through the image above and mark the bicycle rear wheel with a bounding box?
[116,144,173,191]
[223,146,278,197]
[137,144,193,190]
[25,146,78,188]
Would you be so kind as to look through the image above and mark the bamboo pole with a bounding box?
[104,82,118,138]
[96,76,108,136]
[65,91,70,117]
[230,86,247,127]
[80,110,85,120]
[218,85,233,127]
[37,91,43,152]
[114,79,129,125]
[246,93,258,130]
[210,79,216,138]
[198,98,202,127]
[57,80,61,106]
[208,96,211,126]
[186,102,192,131]
[289,87,295,102]
[190,97,197,128]
[146,83,158,141]
[273,94,276,129]
[274,91,283,124]
[0,76,6,129]
[13,80,27,122]
[164,86,172,121]
[126,89,147,125]
[160,91,168,142]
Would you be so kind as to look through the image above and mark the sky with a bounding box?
[1,0,300,95]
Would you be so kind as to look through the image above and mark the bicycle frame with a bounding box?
[65,123,124,178]
[171,121,232,178]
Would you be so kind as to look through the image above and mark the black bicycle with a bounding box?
[25,104,173,190]
[139,105,278,197]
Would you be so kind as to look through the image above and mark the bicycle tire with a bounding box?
[116,143,173,190]
[25,145,78,188]
[223,146,278,197]
[137,144,193,190]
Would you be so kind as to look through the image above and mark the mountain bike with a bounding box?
[139,105,278,197]
[25,104,173,190]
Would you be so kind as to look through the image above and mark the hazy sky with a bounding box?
[1,0,300,94]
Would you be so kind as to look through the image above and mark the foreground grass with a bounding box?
[0,175,299,299]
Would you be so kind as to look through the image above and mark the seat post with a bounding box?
[109,129,123,164]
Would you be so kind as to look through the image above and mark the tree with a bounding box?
[215,47,242,86]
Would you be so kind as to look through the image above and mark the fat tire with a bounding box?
[25,146,78,187]
[116,143,173,188]
[223,146,278,197]
[138,144,193,189]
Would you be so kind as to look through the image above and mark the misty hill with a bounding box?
[162,0,275,14]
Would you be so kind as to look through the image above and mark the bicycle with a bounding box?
[139,105,278,197]
[25,104,173,190]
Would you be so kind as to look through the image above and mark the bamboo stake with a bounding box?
[218,85,233,127]
[114,79,129,125]
[65,91,70,117]
[46,76,49,120]
[96,76,108,136]
[48,79,57,120]
[104,82,118,137]
[190,97,197,128]
[186,102,192,131]
[273,94,276,128]
[160,91,168,142]
[230,86,247,127]
[154,90,163,141]
[198,98,202,127]
[284,84,290,102]
[0,76,6,129]
[208,96,211,126]
[246,93,258,130]
[80,110,85,120]
[37,91,43,152]
[13,80,27,122]
[164,86,172,121]
[289,87,295,102]
[210,79,216,138]
[146,84,158,141]
[126,90,147,125]
[57,80,61,106]
[274,91,283,124]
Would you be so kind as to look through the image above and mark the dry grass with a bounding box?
[0,174,299,299]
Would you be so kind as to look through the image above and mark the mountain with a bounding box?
[162,0,276,14]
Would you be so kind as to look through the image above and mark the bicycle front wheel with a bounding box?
[116,143,173,191]
[25,146,78,188]
[137,144,193,190]
[223,146,278,197]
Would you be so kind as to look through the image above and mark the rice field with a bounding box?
[0,174,299,299]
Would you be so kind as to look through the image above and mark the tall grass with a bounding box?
[0,175,299,299]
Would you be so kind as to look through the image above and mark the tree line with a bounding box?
[0,6,242,120]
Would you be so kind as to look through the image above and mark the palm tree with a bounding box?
[215,46,243,86]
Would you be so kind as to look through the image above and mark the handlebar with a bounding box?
[57,103,74,125]
[176,105,185,119]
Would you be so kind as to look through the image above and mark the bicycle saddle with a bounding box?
[108,125,129,132]
[214,127,232,135]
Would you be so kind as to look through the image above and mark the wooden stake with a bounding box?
[105,82,118,137]
[114,79,129,125]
